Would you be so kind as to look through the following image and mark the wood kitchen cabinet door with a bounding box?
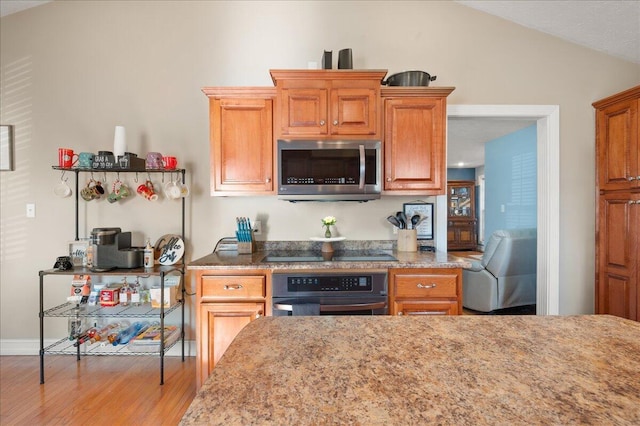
[279,87,329,136]
[205,89,275,195]
[596,192,639,321]
[382,89,453,194]
[271,69,386,139]
[198,302,264,388]
[595,96,639,191]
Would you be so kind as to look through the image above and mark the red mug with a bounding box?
[137,180,158,201]
[58,148,78,168]
[163,156,177,170]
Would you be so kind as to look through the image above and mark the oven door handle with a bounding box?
[358,144,365,190]
[273,301,386,312]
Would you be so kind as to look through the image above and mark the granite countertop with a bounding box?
[181,315,640,425]
[187,240,471,270]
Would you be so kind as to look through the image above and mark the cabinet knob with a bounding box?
[628,176,637,181]
[333,120,338,126]
[397,312,403,315]
[256,311,263,319]
[386,177,392,182]
[417,283,437,289]
[223,284,243,290]
[319,120,325,126]
[266,177,271,183]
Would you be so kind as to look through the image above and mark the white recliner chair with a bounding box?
[462,228,537,312]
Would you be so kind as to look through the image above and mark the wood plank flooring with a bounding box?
[0,355,196,425]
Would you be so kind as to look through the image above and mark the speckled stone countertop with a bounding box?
[187,240,470,270]
[181,315,640,425]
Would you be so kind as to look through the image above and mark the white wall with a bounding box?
[1,1,639,346]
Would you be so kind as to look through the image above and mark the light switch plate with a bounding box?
[26,203,35,218]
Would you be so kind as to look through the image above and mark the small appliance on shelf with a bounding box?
[91,227,144,271]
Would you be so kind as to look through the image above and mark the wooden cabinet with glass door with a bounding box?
[447,180,477,250]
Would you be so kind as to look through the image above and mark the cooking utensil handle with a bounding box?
[358,144,365,189]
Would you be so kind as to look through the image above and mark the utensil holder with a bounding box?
[237,241,254,254]
[397,229,417,252]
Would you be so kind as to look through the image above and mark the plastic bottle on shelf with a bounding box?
[112,321,150,346]
[131,279,141,306]
[68,304,85,340]
[86,244,94,268]
[91,322,118,344]
[119,278,131,306]
[144,239,154,269]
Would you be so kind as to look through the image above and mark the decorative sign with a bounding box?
[403,202,434,240]
[68,240,89,266]
[154,234,185,266]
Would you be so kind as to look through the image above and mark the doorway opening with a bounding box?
[446,105,560,316]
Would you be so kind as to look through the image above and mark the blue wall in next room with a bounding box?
[484,124,537,239]
[447,168,476,181]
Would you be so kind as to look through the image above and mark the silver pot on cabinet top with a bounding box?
[382,70,437,86]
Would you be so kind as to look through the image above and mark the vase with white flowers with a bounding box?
[321,216,337,238]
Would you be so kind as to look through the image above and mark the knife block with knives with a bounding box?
[236,217,254,254]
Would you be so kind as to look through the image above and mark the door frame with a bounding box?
[446,105,560,315]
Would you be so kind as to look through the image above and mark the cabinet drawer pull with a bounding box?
[417,283,437,289]
[628,176,637,181]
[224,284,244,290]
[319,120,325,126]
[333,120,338,126]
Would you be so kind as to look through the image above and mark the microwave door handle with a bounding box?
[359,144,365,189]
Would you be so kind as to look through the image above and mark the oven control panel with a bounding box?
[287,275,372,292]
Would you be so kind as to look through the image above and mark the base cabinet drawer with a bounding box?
[201,275,265,300]
[394,301,459,316]
[389,268,462,316]
[394,273,458,298]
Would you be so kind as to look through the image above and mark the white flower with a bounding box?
[321,216,337,226]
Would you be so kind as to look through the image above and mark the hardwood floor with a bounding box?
[0,355,196,425]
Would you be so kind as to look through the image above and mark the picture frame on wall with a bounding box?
[0,125,14,171]
[403,202,434,240]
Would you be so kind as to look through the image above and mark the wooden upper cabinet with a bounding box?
[271,69,386,139]
[382,87,454,194]
[593,86,640,191]
[202,88,276,195]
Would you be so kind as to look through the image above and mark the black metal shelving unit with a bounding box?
[40,166,187,385]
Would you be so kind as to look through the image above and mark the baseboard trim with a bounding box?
[0,339,196,357]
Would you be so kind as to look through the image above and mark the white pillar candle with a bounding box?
[113,126,127,158]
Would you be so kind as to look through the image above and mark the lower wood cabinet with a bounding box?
[596,192,639,321]
[389,268,462,315]
[196,271,268,388]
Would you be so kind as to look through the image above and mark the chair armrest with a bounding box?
[464,260,485,272]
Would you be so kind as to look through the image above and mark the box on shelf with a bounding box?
[91,153,146,171]
[149,276,180,308]
[127,325,180,352]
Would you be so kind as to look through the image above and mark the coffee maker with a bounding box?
[91,227,144,271]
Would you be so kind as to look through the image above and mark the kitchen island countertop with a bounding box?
[181,315,640,425]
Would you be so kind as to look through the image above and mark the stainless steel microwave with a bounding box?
[277,139,382,202]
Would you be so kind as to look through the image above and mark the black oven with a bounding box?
[271,271,388,316]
